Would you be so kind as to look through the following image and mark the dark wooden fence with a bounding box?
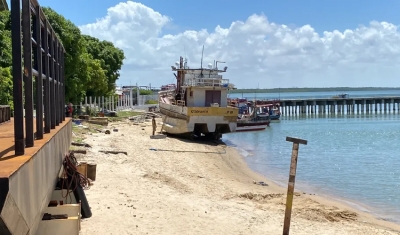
[11,0,66,155]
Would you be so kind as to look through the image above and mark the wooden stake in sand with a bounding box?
[283,136,307,235]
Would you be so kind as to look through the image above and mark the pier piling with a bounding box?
[279,96,400,117]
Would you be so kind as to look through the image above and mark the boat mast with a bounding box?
[200,45,204,77]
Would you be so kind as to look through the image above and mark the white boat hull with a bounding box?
[162,115,237,134]
[159,103,238,135]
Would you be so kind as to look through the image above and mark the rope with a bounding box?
[61,152,90,203]
[149,141,227,154]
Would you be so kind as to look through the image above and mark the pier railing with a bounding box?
[0,105,11,124]
[11,0,66,155]
[183,78,229,87]
[230,93,400,101]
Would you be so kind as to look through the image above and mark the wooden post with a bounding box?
[283,136,307,235]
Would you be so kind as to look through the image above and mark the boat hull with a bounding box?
[236,120,270,132]
[236,125,268,132]
[270,114,281,120]
[159,103,238,135]
[237,121,270,127]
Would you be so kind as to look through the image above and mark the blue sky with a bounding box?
[5,0,400,88]
[8,0,400,35]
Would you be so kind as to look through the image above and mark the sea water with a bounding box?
[223,90,400,222]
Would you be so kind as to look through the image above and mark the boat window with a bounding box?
[205,90,221,106]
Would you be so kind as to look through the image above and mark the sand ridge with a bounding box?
[75,119,400,235]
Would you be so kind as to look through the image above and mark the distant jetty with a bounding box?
[230,87,400,94]
[279,96,400,115]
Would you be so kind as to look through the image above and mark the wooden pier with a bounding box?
[279,96,400,115]
[0,0,71,234]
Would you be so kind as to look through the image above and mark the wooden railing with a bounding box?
[0,105,11,124]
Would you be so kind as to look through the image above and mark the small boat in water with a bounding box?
[236,120,270,132]
[236,105,270,132]
[332,93,349,99]
[256,104,281,120]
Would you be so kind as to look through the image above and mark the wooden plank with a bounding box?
[282,137,307,235]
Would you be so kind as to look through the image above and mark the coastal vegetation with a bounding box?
[145,100,158,104]
[231,87,400,94]
[139,89,153,95]
[0,8,125,106]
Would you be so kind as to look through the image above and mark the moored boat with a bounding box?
[235,104,270,132]
[236,120,270,132]
[256,104,281,120]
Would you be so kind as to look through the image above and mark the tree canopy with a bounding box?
[42,7,125,103]
[0,11,12,108]
[82,35,125,94]
[0,7,125,106]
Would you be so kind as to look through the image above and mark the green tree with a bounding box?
[0,67,13,108]
[43,8,125,103]
[85,55,108,97]
[82,35,125,94]
[0,10,11,68]
[43,7,90,103]
[0,11,12,108]
[139,89,152,95]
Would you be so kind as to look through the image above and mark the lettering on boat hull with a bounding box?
[187,107,238,117]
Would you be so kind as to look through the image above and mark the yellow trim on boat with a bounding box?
[187,107,238,117]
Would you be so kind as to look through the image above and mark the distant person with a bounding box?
[152,116,157,136]
[67,103,73,117]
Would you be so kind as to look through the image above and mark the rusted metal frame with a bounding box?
[57,44,63,121]
[60,50,65,121]
[22,0,34,147]
[43,21,51,133]
[33,4,44,139]
[11,0,66,155]
[0,106,11,123]
[49,33,56,129]
[11,0,25,155]
[54,40,59,126]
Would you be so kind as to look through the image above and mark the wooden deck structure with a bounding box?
[0,0,70,234]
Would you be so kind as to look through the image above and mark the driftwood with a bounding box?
[70,150,87,154]
[99,150,128,155]
[94,128,103,133]
[71,142,91,148]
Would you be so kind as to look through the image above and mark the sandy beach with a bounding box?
[73,118,400,235]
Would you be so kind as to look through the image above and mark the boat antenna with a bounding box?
[200,45,204,68]
[184,45,187,60]
[200,45,204,77]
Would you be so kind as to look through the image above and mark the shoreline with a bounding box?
[228,145,400,230]
[76,119,400,234]
[226,141,400,225]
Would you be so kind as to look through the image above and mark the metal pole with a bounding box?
[50,33,56,129]
[11,0,24,155]
[283,136,307,235]
[43,21,51,133]
[22,0,34,147]
[35,5,44,139]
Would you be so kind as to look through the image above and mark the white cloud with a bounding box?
[79,1,400,88]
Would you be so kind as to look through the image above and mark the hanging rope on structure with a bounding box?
[61,152,90,202]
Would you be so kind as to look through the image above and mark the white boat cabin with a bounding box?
[169,58,233,108]
[182,69,230,107]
